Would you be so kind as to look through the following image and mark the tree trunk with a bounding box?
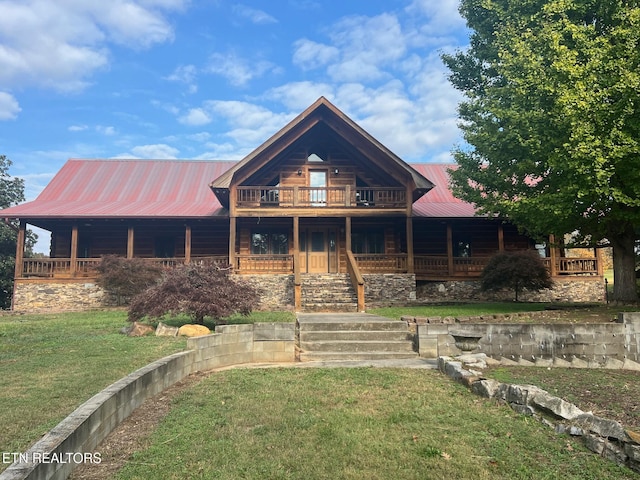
[610,225,638,303]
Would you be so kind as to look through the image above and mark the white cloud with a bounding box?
[187,132,211,142]
[405,0,466,36]
[0,1,187,92]
[232,5,277,24]
[68,124,89,132]
[129,144,180,159]
[96,125,116,136]
[325,13,407,83]
[0,92,21,120]
[194,100,294,146]
[265,81,335,111]
[206,52,277,87]
[195,142,248,160]
[292,39,339,70]
[179,108,212,126]
[166,64,198,94]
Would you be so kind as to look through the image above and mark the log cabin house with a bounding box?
[1,97,604,311]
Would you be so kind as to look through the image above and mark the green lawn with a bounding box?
[114,368,635,480]
[368,302,548,319]
[0,310,187,462]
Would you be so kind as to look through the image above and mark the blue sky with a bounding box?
[1,0,469,205]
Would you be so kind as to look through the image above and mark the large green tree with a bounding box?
[1,155,36,309]
[443,0,640,302]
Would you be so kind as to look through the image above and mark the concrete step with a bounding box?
[298,320,408,332]
[300,303,358,312]
[300,340,416,353]
[299,351,420,362]
[300,330,411,342]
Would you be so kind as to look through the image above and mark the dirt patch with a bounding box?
[69,371,209,480]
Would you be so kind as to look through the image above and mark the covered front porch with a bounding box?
[15,217,603,280]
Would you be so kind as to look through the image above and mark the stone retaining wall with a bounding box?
[0,323,295,480]
[416,277,606,304]
[416,312,640,364]
[439,355,640,473]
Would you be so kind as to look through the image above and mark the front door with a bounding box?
[308,230,327,273]
[299,227,338,273]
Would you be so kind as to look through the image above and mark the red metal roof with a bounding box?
[2,159,235,218]
[0,159,479,219]
[411,163,479,218]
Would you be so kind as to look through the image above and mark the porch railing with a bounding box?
[19,256,230,278]
[236,186,407,209]
[352,254,408,273]
[18,254,599,279]
[233,254,294,273]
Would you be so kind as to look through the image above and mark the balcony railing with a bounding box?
[18,255,599,279]
[236,186,407,209]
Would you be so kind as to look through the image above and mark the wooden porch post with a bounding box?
[70,224,78,275]
[596,247,604,276]
[498,224,504,251]
[549,235,558,277]
[14,220,25,279]
[127,226,134,259]
[345,216,352,253]
[446,223,454,276]
[229,217,236,270]
[184,225,192,264]
[406,217,414,273]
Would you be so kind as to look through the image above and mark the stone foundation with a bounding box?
[238,274,294,310]
[12,280,112,312]
[416,277,605,304]
[364,273,417,306]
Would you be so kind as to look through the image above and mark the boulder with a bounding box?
[127,321,155,337]
[156,322,179,337]
[177,324,211,337]
[471,378,502,398]
[529,390,585,420]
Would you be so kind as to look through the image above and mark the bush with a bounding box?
[96,255,163,305]
[481,250,553,301]
[128,264,259,324]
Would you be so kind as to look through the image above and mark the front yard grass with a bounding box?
[0,310,187,467]
[113,368,636,480]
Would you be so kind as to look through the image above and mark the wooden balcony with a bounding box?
[236,186,407,209]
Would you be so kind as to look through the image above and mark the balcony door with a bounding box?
[309,170,327,206]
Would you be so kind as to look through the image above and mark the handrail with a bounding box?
[346,250,365,312]
[293,255,301,311]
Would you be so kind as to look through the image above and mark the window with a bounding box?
[251,232,288,255]
[455,240,471,257]
[351,230,384,254]
[155,237,176,258]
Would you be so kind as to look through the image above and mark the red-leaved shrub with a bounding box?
[128,264,259,323]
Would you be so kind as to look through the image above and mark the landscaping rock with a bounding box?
[156,322,179,337]
[574,414,629,442]
[127,322,155,337]
[529,390,585,420]
[177,324,211,337]
[583,434,606,455]
[471,378,502,398]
